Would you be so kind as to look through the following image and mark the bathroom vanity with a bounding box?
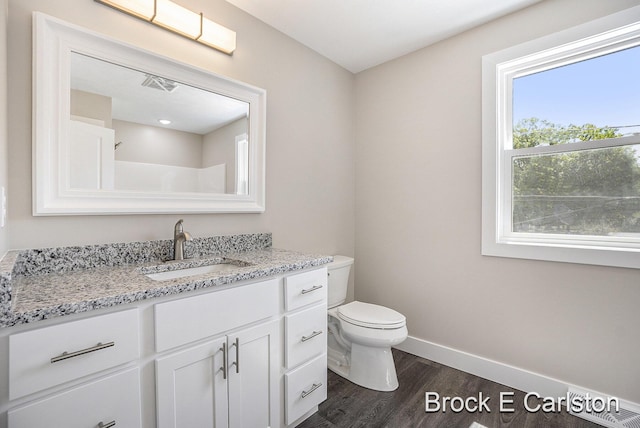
[0,233,330,428]
[1,12,330,427]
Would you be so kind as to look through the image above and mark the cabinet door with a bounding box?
[156,337,229,428]
[228,320,280,428]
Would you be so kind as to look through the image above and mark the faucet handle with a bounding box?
[174,219,184,234]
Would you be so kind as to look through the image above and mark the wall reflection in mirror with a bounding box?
[69,52,250,195]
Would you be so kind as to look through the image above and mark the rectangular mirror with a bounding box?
[33,12,266,215]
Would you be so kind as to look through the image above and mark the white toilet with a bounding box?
[326,255,408,391]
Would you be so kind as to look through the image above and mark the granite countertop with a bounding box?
[0,233,332,328]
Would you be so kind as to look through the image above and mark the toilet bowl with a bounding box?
[326,256,408,392]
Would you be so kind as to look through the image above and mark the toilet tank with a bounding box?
[327,255,354,309]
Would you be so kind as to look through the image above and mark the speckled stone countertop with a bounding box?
[0,233,332,328]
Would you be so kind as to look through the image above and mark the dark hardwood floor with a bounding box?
[298,349,601,428]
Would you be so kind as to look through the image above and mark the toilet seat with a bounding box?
[337,301,406,329]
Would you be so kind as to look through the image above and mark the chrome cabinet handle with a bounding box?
[301,383,322,398]
[301,330,322,342]
[220,342,227,380]
[230,337,239,374]
[301,285,323,295]
[98,421,116,428]
[50,342,115,364]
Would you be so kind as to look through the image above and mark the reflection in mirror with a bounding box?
[69,52,250,195]
[34,12,265,215]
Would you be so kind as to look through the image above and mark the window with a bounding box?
[482,6,640,269]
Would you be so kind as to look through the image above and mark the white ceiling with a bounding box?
[71,53,248,135]
[225,0,543,73]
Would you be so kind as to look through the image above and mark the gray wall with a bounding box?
[354,0,640,404]
[113,120,203,168]
[70,89,112,128]
[203,117,248,193]
[6,0,639,406]
[0,0,7,257]
[6,0,355,278]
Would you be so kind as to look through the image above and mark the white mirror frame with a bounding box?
[33,12,266,215]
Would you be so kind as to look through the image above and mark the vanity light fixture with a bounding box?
[94,0,236,54]
[153,0,201,39]
[95,0,155,19]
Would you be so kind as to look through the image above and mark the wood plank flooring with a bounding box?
[298,349,601,428]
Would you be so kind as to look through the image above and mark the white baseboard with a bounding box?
[395,335,573,400]
[397,336,640,424]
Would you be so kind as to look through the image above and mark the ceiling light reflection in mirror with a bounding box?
[69,52,250,195]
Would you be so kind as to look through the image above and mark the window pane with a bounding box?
[512,145,640,235]
[512,45,640,148]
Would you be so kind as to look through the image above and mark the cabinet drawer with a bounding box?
[284,268,327,311]
[284,354,327,425]
[8,367,142,428]
[155,278,280,352]
[285,304,326,369]
[9,309,140,400]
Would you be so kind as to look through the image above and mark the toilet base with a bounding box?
[327,343,399,392]
[327,345,349,377]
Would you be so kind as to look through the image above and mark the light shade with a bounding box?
[95,0,155,20]
[198,16,236,54]
[94,0,236,55]
[152,0,201,39]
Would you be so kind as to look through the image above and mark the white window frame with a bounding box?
[482,6,640,269]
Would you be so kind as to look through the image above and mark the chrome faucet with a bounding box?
[173,219,193,261]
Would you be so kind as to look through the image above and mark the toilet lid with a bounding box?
[337,301,406,329]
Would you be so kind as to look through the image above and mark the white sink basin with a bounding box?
[145,262,244,281]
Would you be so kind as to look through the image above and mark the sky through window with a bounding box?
[513,45,640,136]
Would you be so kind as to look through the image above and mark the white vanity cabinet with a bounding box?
[282,268,329,426]
[5,309,142,428]
[8,309,140,400]
[157,336,229,428]
[156,321,280,428]
[0,265,329,428]
[8,368,142,428]
[154,280,281,428]
[154,269,328,428]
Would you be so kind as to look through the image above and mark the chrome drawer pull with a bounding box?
[230,337,240,374]
[50,341,115,364]
[220,342,227,380]
[301,285,323,295]
[98,421,116,428]
[301,383,322,398]
[301,330,322,342]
